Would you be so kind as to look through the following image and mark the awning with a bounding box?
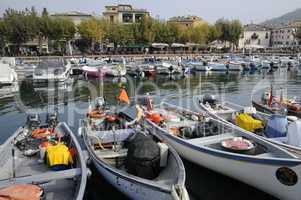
[151,43,169,48]
[122,44,149,48]
[171,43,185,48]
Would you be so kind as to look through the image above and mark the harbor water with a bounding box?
[1,69,300,200]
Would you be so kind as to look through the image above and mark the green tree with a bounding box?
[131,16,156,44]
[78,18,106,51]
[49,17,76,54]
[153,21,181,44]
[228,20,243,47]
[215,18,230,42]
[214,18,243,49]
[3,8,40,54]
[208,25,222,42]
[0,20,6,55]
[39,8,51,38]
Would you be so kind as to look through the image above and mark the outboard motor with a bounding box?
[202,94,217,106]
[26,114,41,129]
[287,121,301,148]
[46,113,58,128]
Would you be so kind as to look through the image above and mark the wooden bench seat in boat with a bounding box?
[0,168,81,188]
[166,120,198,128]
[94,148,128,159]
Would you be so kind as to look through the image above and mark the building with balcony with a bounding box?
[102,4,149,24]
[270,22,300,48]
[238,24,271,49]
[167,16,207,29]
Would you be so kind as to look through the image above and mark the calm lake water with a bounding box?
[1,68,300,200]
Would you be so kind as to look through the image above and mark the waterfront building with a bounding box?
[102,4,149,24]
[270,22,300,48]
[167,16,207,29]
[238,24,271,49]
[50,11,93,26]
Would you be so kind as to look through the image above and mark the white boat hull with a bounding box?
[93,160,175,200]
[153,129,301,200]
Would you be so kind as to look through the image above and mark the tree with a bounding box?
[78,18,106,51]
[39,8,51,38]
[49,18,76,55]
[208,25,222,42]
[214,18,243,49]
[0,21,6,55]
[153,21,181,44]
[228,20,243,47]
[190,23,209,44]
[3,8,40,55]
[131,16,156,44]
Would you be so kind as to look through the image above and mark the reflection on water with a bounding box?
[0,70,300,200]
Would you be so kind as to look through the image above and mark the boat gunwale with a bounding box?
[82,124,186,194]
[0,122,88,200]
[205,100,301,154]
[147,102,301,166]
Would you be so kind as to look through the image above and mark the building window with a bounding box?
[265,33,269,39]
[286,42,289,45]
[135,14,143,22]
[258,39,261,45]
[122,13,133,23]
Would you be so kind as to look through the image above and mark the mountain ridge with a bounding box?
[261,8,301,27]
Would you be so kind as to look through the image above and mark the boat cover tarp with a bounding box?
[235,113,263,132]
[126,133,160,179]
[287,121,301,147]
[266,115,288,138]
[0,184,42,200]
[46,143,73,167]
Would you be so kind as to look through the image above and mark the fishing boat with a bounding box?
[141,98,301,200]
[0,113,88,200]
[79,97,189,200]
[252,88,301,118]
[154,61,183,75]
[0,63,18,85]
[198,95,301,154]
[209,62,228,71]
[33,58,72,83]
[82,59,127,78]
[187,60,212,71]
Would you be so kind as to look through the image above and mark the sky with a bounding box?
[0,0,301,24]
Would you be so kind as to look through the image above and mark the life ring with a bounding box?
[32,128,54,139]
[88,110,105,119]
